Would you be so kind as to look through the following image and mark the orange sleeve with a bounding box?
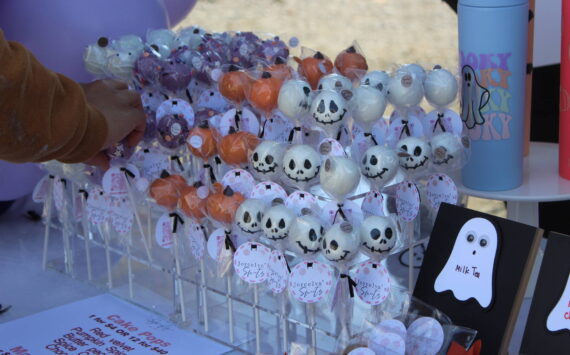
[0,30,108,164]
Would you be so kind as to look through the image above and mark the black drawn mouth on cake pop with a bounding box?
[284,166,321,183]
[267,233,288,241]
[401,156,429,170]
[363,168,389,180]
[237,222,259,235]
[296,241,320,254]
[253,164,277,174]
[433,154,454,166]
[329,250,350,262]
[362,241,393,254]
[312,109,347,125]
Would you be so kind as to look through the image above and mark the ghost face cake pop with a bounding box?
[250,140,286,182]
[322,222,360,264]
[234,198,266,236]
[282,144,322,188]
[396,137,432,174]
[261,204,296,241]
[359,216,398,258]
[320,156,361,202]
[360,145,399,189]
[288,215,324,257]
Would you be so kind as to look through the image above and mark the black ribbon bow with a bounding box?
[288,126,302,142]
[169,212,184,234]
[203,163,217,183]
[433,112,447,133]
[224,230,236,252]
[171,155,184,171]
[340,273,357,298]
[333,203,347,224]
[234,109,242,131]
[399,120,411,139]
[364,132,378,145]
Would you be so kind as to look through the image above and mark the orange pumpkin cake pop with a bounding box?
[334,46,368,80]
[217,128,260,166]
[218,65,252,104]
[248,72,282,116]
[206,185,245,224]
[294,51,333,90]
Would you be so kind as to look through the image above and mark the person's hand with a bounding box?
[81,80,146,169]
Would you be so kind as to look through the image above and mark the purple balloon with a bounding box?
[0,162,45,201]
[163,0,197,28]
[0,0,169,82]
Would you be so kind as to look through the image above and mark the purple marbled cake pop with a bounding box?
[157,114,190,149]
[159,59,192,92]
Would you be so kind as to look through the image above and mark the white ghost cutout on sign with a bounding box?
[546,273,570,332]
[434,217,498,308]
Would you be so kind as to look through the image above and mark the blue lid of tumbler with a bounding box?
[459,0,527,7]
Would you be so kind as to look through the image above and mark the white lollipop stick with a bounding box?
[42,176,55,271]
[122,170,153,263]
[98,223,113,289]
[171,213,187,323]
[79,189,93,281]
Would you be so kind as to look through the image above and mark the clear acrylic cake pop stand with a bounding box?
[40,175,423,355]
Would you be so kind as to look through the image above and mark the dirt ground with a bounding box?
[179,0,506,217]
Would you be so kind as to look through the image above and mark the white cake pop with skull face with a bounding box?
[282,144,322,189]
[310,89,348,138]
[234,198,266,237]
[397,136,432,175]
[322,222,360,265]
[288,214,325,257]
[250,140,286,182]
[359,216,399,258]
[360,145,399,189]
[261,204,296,242]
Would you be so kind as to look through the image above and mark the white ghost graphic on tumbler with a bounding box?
[460,65,490,129]
[434,217,498,308]
[546,273,570,332]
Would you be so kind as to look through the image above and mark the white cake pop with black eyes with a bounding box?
[320,156,361,202]
[282,144,322,188]
[84,37,111,76]
[431,132,467,171]
[234,198,266,236]
[310,89,348,136]
[359,216,398,257]
[424,66,458,109]
[361,70,390,95]
[350,86,388,130]
[360,145,399,189]
[387,70,424,110]
[278,79,312,121]
[250,140,285,182]
[108,35,145,80]
[317,73,352,93]
[322,222,360,264]
[397,136,432,174]
[288,215,325,256]
[261,205,296,241]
